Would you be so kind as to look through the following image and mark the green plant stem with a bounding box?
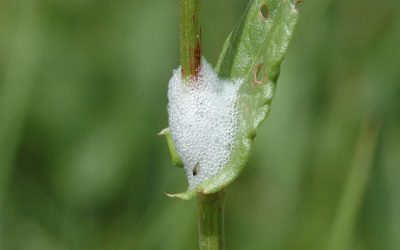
[197,190,225,250]
[327,118,381,250]
[0,1,40,213]
[180,0,201,81]
[180,1,225,249]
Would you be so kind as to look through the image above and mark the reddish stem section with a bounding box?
[192,40,202,77]
[180,0,201,82]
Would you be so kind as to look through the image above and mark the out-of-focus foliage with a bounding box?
[0,0,399,249]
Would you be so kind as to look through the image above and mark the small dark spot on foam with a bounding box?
[192,163,199,176]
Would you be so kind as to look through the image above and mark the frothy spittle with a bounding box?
[168,58,242,189]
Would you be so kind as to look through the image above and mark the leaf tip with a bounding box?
[164,190,195,200]
[158,127,170,136]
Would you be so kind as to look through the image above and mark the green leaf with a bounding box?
[159,128,184,168]
[198,0,299,194]
[167,0,299,198]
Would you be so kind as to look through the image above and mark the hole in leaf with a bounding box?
[259,3,269,19]
[253,63,267,85]
[295,0,303,10]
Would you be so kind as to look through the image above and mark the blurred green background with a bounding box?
[0,0,399,249]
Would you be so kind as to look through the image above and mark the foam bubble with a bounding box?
[168,58,242,190]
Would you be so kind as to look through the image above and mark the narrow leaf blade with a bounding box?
[199,0,299,194]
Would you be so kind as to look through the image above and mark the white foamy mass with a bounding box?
[168,58,242,190]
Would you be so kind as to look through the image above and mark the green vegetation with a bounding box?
[169,0,298,248]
